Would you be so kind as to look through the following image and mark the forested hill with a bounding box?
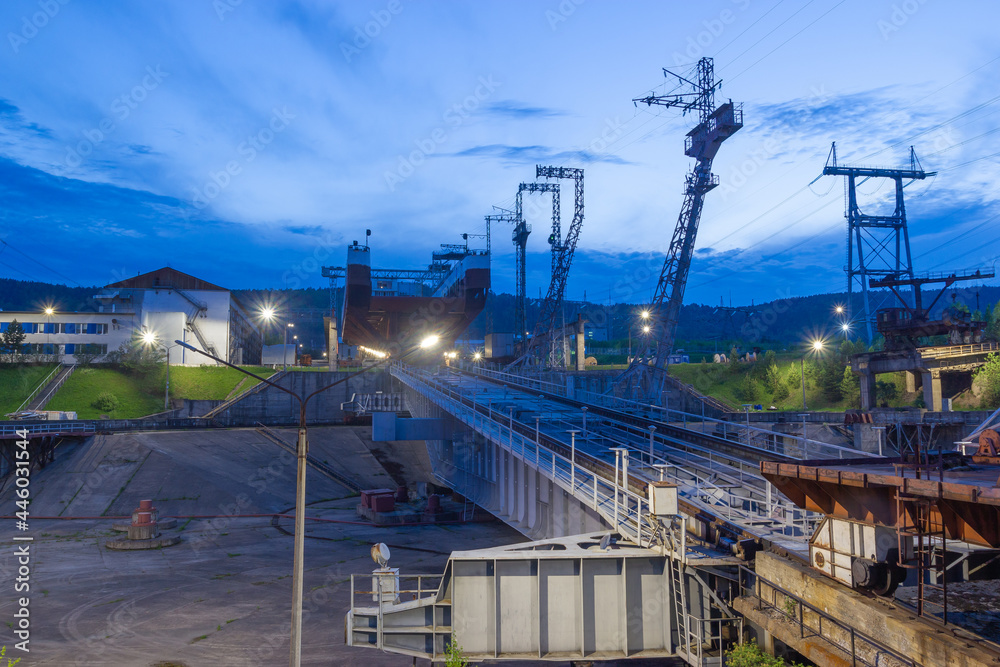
[3,277,998,346]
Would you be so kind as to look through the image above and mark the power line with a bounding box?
[726,0,847,84]
[0,240,82,286]
[714,0,787,57]
[718,0,819,75]
[941,149,1000,171]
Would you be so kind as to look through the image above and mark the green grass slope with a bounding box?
[0,364,59,415]
[46,365,278,419]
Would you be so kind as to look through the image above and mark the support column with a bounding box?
[326,315,339,371]
[575,315,586,371]
[905,370,920,393]
[922,370,942,412]
[859,369,876,411]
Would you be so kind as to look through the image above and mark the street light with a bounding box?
[801,339,824,410]
[259,308,295,371]
[629,310,653,359]
[141,330,179,411]
[175,332,440,667]
[42,307,55,357]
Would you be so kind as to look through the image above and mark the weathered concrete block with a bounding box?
[755,552,999,667]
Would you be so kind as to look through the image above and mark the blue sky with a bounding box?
[0,0,998,307]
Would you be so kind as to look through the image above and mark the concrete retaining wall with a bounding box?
[213,370,391,425]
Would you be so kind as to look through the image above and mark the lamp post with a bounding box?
[567,430,580,490]
[801,339,824,411]
[175,333,440,667]
[260,307,294,371]
[741,404,752,446]
[141,330,179,411]
[798,413,810,458]
[43,307,54,358]
[629,311,651,360]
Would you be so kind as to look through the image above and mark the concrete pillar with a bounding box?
[575,315,586,372]
[326,315,339,371]
[904,370,920,393]
[853,423,880,453]
[922,370,942,412]
[859,370,876,410]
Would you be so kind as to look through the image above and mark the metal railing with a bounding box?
[402,365,822,545]
[395,364,658,546]
[474,366,873,462]
[10,364,63,415]
[738,566,916,667]
[202,369,288,420]
[919,341,999,360]
[0,421,96,437]
[350,572,444,609]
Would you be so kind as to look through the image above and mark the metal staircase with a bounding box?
[202,370,287,421]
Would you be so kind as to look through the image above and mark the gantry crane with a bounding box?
[508,180,560,343]
[614,57,743,401]
[508,166,585,368]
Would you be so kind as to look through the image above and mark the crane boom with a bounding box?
[614,57,743,401]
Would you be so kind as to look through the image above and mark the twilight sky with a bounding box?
[0,0,998,307]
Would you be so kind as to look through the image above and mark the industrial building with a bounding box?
[1,267,262,365]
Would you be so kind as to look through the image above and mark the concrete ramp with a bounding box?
[1,428,389,519]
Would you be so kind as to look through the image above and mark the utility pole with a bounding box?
[822,143,934,341]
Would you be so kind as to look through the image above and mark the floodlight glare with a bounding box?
[142,330,157,346]
[420,335,440,349]
[812,340,824,351]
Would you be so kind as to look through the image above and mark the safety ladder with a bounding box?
[668,524,698,664]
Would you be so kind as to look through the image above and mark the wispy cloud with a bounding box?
[0,97,54,140]
[485,100,566,119]
[448,143,632,165]
[283,224,326,236]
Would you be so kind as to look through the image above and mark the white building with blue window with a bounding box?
[0,311,134,363]
[1,267,262,365]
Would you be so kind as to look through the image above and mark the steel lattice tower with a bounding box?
[509,166,585,368]
[614,57,743,401]
[822,143,935,341]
